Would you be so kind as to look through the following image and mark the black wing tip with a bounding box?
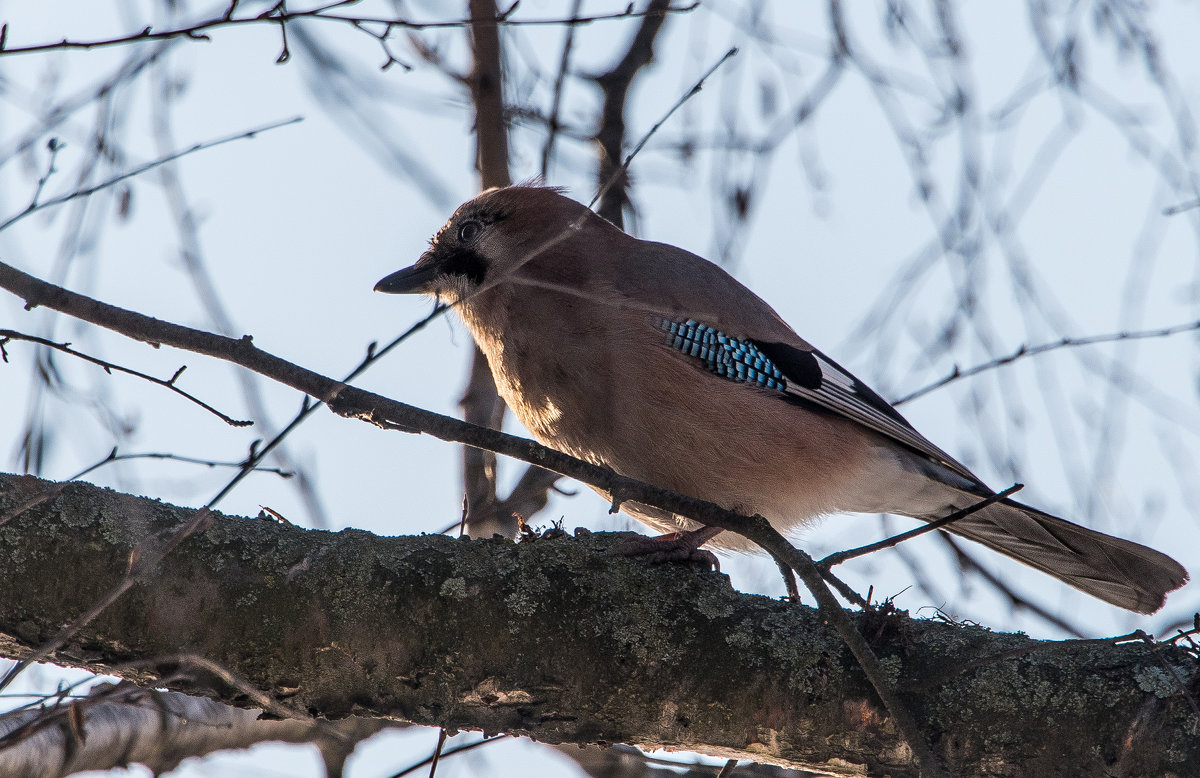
[749,340,822,390]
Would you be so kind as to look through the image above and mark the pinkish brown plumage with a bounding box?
[376,185,1188,614]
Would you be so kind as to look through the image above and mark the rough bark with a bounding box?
[1,472,1196,777]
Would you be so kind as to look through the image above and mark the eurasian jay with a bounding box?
[375,185,1188,614]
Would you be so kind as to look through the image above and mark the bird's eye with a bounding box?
[458,220,483,243]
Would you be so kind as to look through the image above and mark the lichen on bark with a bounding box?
[1,472,1197,777]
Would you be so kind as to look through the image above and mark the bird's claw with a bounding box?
[613,528,722,572]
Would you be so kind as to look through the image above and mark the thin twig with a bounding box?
[427,728,448,778]
[0,2,699,58]
[0,117,303,233]
[818,564,871,609]
[147,59,325,526]
[942,537,1088,638]
[27,138,64,211]
[1163,198,1200,215]
[893,321,1200,406]
[204,307,444,508]
[67,447,293,482]
[0,678,150,751]
[817,484,1023,570]
[1135,630,1200,720]
[125,653,297,720]
[0,329,252,427]
[591,0,674,227]
[540,0,583,178]
[588,46,739,214]
[0,653,308,752]
[389,734,507,778]
[774,558,801,602]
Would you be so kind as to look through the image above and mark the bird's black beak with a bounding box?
[374,261,440,294]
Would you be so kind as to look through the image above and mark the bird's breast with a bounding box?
[460,301,879,532]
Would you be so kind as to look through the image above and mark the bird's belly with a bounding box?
[499,354,880,543]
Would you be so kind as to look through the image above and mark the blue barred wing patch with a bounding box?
[659,319,979,482]
[661,319,787,391]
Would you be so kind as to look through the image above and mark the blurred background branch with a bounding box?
[2,0,1199,775]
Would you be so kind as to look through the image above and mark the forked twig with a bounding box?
[894,321,1200,406]
[0,117,302,234]
[0,329,252,427]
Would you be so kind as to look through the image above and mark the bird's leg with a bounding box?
[614,525,724,571]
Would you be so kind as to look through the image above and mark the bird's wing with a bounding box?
[658,317,980,485]
[768,340,979,483]
[615,239,981,484]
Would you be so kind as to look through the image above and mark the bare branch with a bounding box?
[1164,198,1200,215]
[540,0,584,179]
[817,484,1023,570]
[469,0,512,191]
[0,330,252,427]
[146,53,328,528]
[894,319,1200,406]
[0,2,699,58]
[203,309,448,510]
[0,681,390,778]
[68,448,293,482]
[589,46,739,220]
[389,735,507,778]
[0,117,303,234]
[591,0,674,228]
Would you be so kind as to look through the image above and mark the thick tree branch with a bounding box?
[0,472,1196,777]
[3,260,1198,776]
[0,255,1177,777]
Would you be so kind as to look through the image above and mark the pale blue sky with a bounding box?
[2,2,1199,775]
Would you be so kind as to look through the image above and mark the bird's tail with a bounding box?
[932,498,1188,614]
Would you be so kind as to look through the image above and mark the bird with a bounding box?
[375,185,1189,614]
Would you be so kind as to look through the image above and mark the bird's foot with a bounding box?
[614,526,724,572]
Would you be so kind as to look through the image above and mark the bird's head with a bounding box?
[374,185,601,306]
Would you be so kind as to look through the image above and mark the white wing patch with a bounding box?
[816,356,857,391]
